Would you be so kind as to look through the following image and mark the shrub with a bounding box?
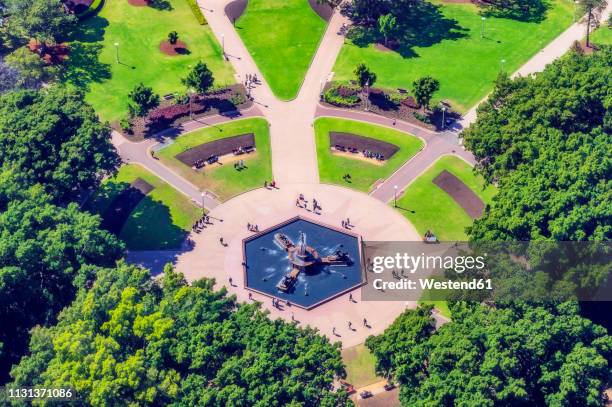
[323,83,361,107]
[413,111,431,124]
[185,0,208,25]
[119,117,132,133]
[168,31,179,45]
[230,92,246,106]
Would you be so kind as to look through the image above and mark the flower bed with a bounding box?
[117,84,252,141]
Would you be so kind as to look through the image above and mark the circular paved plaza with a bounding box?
[175,183,420,347]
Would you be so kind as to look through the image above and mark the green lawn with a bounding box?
[236,0,327,99]
[314,117,423,192]
[156,118,272,201]
[64,0,234,121]
[87,164,201,250]
[591,24,612,46]
[341,344,381,388]
[333,0,573,113]
[396,155,496,241]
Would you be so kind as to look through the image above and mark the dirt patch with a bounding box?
[330,132,399,160]
[433,170,484,219]
[331,150,384,166]
[308,0,333,21]
[374,42,399,52]
[159,40,189,56]
[128,0,149,6]
[225,0,248,22]
[176,133,255,166]
[101,178,155,234]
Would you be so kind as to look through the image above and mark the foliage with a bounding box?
[168,30,179,45]
[316,0,341,8]
[354,63,377,87]
[185,0,207,25]
[0,59,20,94]
[463,48,611,241]
[182,61,215,94]
[6,0,77,45]
[0,183,123,383]
[128,82,160,118]
[412,76,440,109]
[341,0,421,26]
[378,13,397,46]
[0,86,120,203]
[119,117,131,133]
[412,111,431,124]
[5,47,59,88]
[12,265,350,406]
[478,0,550,22]
[367,302,612,407]
[323,83,361,107]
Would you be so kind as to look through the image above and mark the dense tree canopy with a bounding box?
[367,303,612,406]
[0,183,123,383]
[6,0,76,46]
[182,61,215,94]
[0,86,120,203]
[463,47,611,241]
[128,82,159,118]
[0,59,20,94]
[12,264,350,406]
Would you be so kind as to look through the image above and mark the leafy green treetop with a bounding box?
[354,63,377,87]
[412,76,440,109]
[128,82,160,118]
[11,265,351,406]
[182,61,215,94]
[6,0,76,47]
[378,13,397,46]
[0,86,120,203]
[168,31,179,45]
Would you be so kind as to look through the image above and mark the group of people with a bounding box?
[192,215,210,233]
[295,193,321,213]
[247,223,259,232]
[332,318,369,336]
[192,154,219,170]
[334,144,386,161]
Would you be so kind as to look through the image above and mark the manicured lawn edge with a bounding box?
[394,154,496,241]
[314,116,424,192]
[155,117,272,201]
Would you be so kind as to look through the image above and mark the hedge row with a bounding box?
[185,0,208,25]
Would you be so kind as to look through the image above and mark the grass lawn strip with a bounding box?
[65,0,234,121]
[236,0,327,100]
[333,0,573,113]
[591,24,612,46]
[88,164,201,250]
[341,344,382,388]
[155,118,272,201]
[314,117,423,192]
[395,155,496,241]
[100,178,154,234]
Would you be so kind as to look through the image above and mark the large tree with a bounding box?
[463,47,611,241]
[182,61,215,94]
[354,63,377,87]
[4,46,59,88]
[580,0,608,47]
[12,264,350,406]
[412,76,440,109]
[367,303,612,406]
[127,82,159,118]
[0,86,119,203]
[6,0,76,50]
[0,183,124,383]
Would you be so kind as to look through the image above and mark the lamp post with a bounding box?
[200,192,205,214]
[441,105,446,130]
[189,88,195,119]
[364,80,370,111]
[114,42,119,64]
[394,185,398,207]
[574,0,579,22]
[221,34,225,58]
[500,58,506,72]
[481,17,486,38]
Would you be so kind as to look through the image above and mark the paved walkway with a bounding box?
[111,107,263,209]
[315,105,475,203]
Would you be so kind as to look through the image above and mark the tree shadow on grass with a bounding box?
[62,42,111,90]
[71,15,109,43]
[479,0,551,23]
[149,0,173,10]
[348,2,468,58]
[122,196,189,250]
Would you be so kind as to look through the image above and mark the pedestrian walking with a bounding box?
[229,277,233,285]
[248,292,253,300]
[348,321,352,330]
[363,318,368,327]
[349,293,353,302]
